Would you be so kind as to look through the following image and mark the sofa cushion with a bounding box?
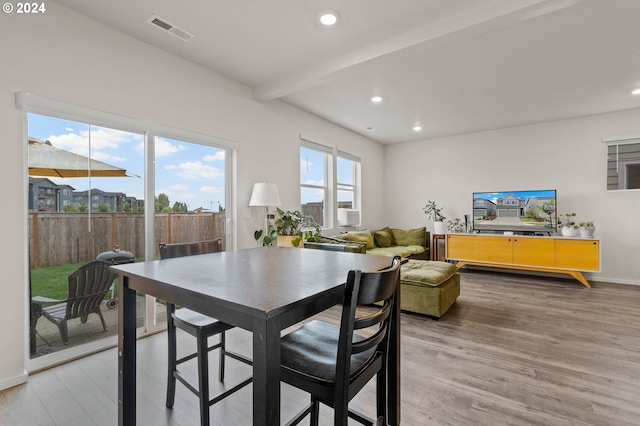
[367,245,426,258]
[400,259,457,287]
[336,231,375,249]
[391,227,427,247]
[373,227,395,248]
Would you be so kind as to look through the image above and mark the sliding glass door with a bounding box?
[24,105,235,368]
[28,113,146,361]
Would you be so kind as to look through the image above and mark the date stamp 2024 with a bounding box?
[3,2,47,14]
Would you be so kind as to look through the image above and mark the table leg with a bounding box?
[389,277,401,424]
[118,276,137,426]
[252,317,281,425]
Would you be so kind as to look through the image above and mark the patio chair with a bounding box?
[32,260,117,345]
[159,240,252,426]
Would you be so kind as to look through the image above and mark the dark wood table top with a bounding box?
[112,247,398,425]
[111,246,393,326]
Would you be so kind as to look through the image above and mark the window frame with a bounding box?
[300,136,361,229]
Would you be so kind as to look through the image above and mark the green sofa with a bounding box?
[304,228,460,318]
[332,227,430,260]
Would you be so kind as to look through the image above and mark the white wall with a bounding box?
[384,110,640,285]
[0,3,385,390]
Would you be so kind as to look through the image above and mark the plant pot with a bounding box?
[433,221,447,235]
[561,226,579,237]
[579,227,595,238]
[276,235,303,248]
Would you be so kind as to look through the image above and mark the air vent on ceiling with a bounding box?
[146,15,194,41]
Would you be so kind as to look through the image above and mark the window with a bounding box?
[300,137,361,228]
[337,151,361,210]
[604,136,640,190]
[300,141,329,226]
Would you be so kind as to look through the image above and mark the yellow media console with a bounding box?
[445,233,600,287]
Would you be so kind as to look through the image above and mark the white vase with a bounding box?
[433,221,447,235]
[579,227,595,238]
[561,226,579,237]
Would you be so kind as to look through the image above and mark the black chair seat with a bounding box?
[173,308,235,332]
[279,256,401,426]
[281,320,377,384]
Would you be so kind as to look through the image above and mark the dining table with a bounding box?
[112,246,401,425]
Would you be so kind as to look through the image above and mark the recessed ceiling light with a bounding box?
[371,96,383,103]
[319,10,340,26]
[632,88,640,95]
[413,125,422,131]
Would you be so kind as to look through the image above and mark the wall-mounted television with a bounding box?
[472,190,557,234]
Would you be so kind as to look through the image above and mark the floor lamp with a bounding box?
[249,182,281,242]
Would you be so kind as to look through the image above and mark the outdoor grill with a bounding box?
[96,245,135,309]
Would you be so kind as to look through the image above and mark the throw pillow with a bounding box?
[373,227,395,247]
[337,231,375,249]
[391,227,427,247]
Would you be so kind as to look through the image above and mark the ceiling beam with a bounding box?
[253,0,583,102]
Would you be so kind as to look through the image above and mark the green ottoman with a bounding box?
[400,259,460,318]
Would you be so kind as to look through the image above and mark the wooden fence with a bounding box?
[29,212,226,268]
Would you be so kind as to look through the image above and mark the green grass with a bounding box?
[30,258,147,300]
[30,262,85,300]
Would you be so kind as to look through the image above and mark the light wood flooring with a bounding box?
[2,269,640,425]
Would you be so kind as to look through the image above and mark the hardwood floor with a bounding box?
[2,269,640,425]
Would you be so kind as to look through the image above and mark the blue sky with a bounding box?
[29,114,226,210]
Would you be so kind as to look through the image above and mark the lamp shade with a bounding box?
[249,182,281,207]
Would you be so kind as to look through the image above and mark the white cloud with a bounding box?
[203,151,225,162]
[47,126,142,164]
[300,158,313,171]
[165,161,223,180]
[155,138,187,157]
[167,184,189,191]
[200,186,221,194]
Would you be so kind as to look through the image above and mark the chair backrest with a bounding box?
[66,260,118,319]
[336,256,401,392]
[159,239,222,260]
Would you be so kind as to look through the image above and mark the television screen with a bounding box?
[472,190,557,234]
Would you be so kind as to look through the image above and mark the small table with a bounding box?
[112,247,400,425]
[432,233,446,261]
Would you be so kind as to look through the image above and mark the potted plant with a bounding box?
[558,213,579,237]
[446,218,465,233]
[423,200,447,235]
[579,221,596,238]
[254,227,278,246]
[274,208,321,247]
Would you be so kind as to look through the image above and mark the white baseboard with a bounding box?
[590,275,640,286]
[27,335,117,374]
[459,265,640,286]
[0,370,28,392]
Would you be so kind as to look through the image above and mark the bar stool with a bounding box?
[159,240,252,425]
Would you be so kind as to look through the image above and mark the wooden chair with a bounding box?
[159,240,252,426]
[32,260,117,345]
[280,256,401,426]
